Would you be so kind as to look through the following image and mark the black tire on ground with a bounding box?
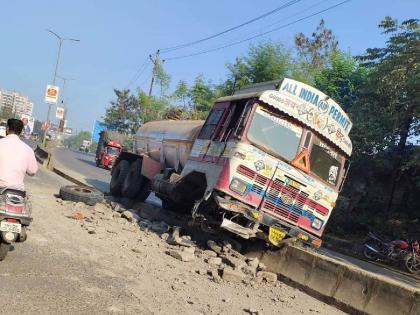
[110,160,130,196]
[121,159,145,198]
[0,241,10,261]
[60,185,104,206]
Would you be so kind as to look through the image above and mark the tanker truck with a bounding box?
[110,78,353,248]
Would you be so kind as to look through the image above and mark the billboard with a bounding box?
[56,107,65,119]
[20,114,35,138]
[91,120,107,143]
[44,85,59,104]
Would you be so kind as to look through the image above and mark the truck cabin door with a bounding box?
[197,102,233,163]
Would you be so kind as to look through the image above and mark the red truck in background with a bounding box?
[95,131,122,170]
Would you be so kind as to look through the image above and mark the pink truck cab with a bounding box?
[110,79,352,248]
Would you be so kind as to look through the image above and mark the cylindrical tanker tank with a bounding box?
[134,120,204,170]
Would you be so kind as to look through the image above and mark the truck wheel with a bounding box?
[110,160,130,196]
[122,159,145,198]
[60,185,104,206]
[0,241,10,261]
[136,178,151,202]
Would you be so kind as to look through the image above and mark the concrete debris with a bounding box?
[207,240,222,255]
[87,227,96,234]
[166,249,195,262]
[167,227,194,247]
[256,271,277,284]
[222,255,246,271]
[121,211,134,222]
[246,257,260,270]
[149,221,169,234]
[203,250,218,258]
[206,257,222,266]
[131,248,142,254]
[94,203,109,214]
[112,212,121,218]
[160,233,169,241]
[257,263,267,271]
[222,268,245,283]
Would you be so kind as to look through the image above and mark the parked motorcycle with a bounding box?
[0,188,32,260]
[363,231,420,274]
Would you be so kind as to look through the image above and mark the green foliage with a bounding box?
[154,61,171,96]
[63,131,92,150]
[103,89,142,134]
[188,75,214,115]
[172,80,189,108]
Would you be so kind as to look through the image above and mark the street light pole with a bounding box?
[56,75,75,133]
[42,29,79,146]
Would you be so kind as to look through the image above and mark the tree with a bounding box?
[103,89,141,134]
[138,90,169,123]
[223,42,294,92]
[356,17,419,212]
[294,19,338,82]
[154,61,171,96]
[314,51,368,112]
[189,75,214,118]
[172,80,189,108]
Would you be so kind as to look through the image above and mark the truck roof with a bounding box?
[216,78,353,156]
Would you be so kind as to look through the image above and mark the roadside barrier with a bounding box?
[252,244,419,315]
[34,145,52,167]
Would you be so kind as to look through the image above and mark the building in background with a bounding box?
[0,89,34,119]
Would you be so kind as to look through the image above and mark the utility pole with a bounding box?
[56,75,75,133]
[42,29,79,146]
[148,50,165,97]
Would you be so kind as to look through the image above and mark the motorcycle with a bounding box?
[0,188,32,261]
[363,231,420,274]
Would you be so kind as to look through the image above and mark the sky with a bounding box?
[0,0,418,133]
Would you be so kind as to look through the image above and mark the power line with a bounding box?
[165,0,351,61]
[165,0,330,61]
[126,57,149,88]
[160,0,304,53]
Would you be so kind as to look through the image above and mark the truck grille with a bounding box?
[237,165,268,196]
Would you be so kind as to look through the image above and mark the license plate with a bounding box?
[0,221,21,233]
[269,227,286,246]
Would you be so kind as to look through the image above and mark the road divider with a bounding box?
[249,243,420,315]
[34,145,52,168]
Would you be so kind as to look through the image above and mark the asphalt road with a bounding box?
[54,148,161,206]
[53,148,419,289]
[54,148,111,192]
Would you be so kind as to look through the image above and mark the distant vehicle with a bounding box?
[79,139,91,153]
[0,121,7,138]
[95,131,122,170]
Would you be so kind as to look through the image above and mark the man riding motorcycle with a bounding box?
[0,119,38,260]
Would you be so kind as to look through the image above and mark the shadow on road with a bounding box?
[77,157,98,168]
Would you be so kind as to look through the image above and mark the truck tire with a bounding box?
[121,159,145,198]
[110,160,130,196]
[136,178,151,202]
[60,185,104,206]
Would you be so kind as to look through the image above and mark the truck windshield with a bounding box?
[106,147,120,155]
[247,106,302,161]
[309,137,344,186]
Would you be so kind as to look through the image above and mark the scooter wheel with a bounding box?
[363,245,378,260]
[404,253,420,274]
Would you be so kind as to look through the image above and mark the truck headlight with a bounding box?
[229,178,248,195]
[312,218,323,230]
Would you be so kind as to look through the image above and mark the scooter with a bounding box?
[0,188,32,261]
